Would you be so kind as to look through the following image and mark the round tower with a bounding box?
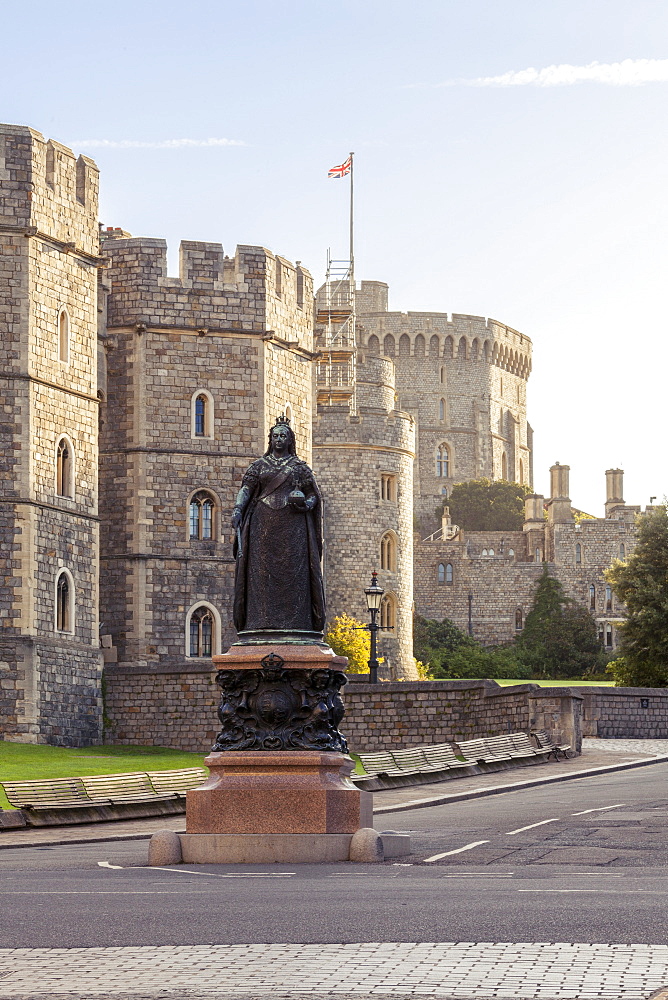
[312,354,416,680]
[356,283,533,535]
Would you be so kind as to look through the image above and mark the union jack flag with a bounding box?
[328,155,352,178]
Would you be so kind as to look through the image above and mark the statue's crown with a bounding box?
[275,413,291,426]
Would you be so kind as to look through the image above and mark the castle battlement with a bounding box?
[103,235,314,346]
[0,124,99,256]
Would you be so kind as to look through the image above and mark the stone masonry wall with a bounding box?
[102,669,582,754]
[581,687,668,739]
[100,236,315,670]
[313,355,416,679]
[356,289,532,535]
[0,124,102,744]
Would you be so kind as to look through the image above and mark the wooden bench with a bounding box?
[2,777,90,810]
[509,732,552,761]
[1,767,208,812]
[458,738,513,764]
[421,744,476,771]
[532,730,573,760]
[356,751,406,776]
[147,768,208,797]
[389,748,432,774]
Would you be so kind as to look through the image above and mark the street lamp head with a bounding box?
[364,570,384,611]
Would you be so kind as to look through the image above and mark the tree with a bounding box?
[446,478,532,531]
[413,614,471,665]
[324,613,370,674]
[517,564,604,678]
[605,505,668,687]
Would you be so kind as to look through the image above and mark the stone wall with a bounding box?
[102,668,582,755]
[99,236,316,672]
[0,124,102,744]
[582,687,668,739]
[414,507,638,646]
[354,283,533,534]
[313,355,416,679]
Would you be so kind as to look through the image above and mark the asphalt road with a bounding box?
[2,764,668,948]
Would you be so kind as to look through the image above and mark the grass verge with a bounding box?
[0,742,208,810]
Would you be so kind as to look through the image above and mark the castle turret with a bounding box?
[353,281,533,535]
[0,125,102,744]
[313,354,416,679]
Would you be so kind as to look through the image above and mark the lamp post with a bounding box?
[364,570,384,684]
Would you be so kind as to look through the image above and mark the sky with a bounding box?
[4,0,668,516]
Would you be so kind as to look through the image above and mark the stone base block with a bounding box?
[180,833,354,864]
[186,751,371,835]
[178,831,411,863]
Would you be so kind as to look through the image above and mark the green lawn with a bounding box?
[493,678,614,687]
[0,742,208,810]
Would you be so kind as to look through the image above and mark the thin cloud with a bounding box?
[72,137,246,149]
[418,58,668,89]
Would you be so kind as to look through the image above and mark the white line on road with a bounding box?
[144,867,296,877]
[572,803,626,815]
[424,840,489,862]
[506,818,560,835]
[98,861,124,870]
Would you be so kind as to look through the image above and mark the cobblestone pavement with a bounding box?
[0,942,666,999]
[583,738,668,755]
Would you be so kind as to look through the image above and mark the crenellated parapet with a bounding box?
[0,124,99,256]
[359,309,532,381]
[103,236,314,348]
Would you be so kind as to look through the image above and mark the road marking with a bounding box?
[517,888,667,894]
[571,803,625,815]
[145,867,296,877]
[97,861,124,870]
[506,818,559,835]
[440,873,513,878]
[424,840,489,862]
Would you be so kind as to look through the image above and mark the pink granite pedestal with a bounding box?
[180,643,374,863]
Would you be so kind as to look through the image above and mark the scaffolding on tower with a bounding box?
[317,152,357,412]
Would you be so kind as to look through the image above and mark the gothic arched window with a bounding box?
[380,593,396,629]
[606,584,613,612]
[189,491,216,540]
[380,532,396,572]
[515,608,523,631]
[589,584,596,610]
[192,390,213,438]
[436,444,450,478]
[56,437,74,498]
[55,571,73,633]
[575,542,582,564]
[189,605,214,657]
[438,563,445,584]
[439,398,445,422]
[445,563,453,584]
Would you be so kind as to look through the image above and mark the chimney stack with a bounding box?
[547,463,573,523]
[605,469,624,518]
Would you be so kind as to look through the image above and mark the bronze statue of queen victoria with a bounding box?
[231,415,326,644]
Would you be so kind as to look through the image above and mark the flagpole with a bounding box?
[349,151,354,278]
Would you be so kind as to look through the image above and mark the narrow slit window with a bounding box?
[515,608,523,631]
[56,572,72,632]
[445,563,453,584]
[438,563,445,584]
[606,585,613,612]
[58,309,69,363]
[589,584,596,610]
[575,542,582,564]
[56,438,73,497]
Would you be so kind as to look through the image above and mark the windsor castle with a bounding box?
[0,125,640,747]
